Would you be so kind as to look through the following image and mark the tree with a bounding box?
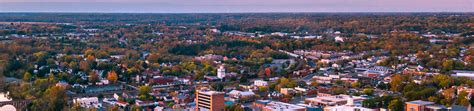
[363,88,374,96]
[259,86,269,92]
[211,82,224,91]
[390,74,406,92]
[108,105,119,111]
[428,96,440,103]
[89,71,99,84]
[362,99,377,108]
[310,81,319,87]
[138,85,152,100]
[46,73,56,84]
[442,60,454,72]
[434,74,453,88]
[23,72,32,82]
[33,86,67,111]
[138,85,151,95]
[377,83,389,90]
[351,82,361,88]
[388,99,404,111]
[107,71,118,83]
[456,91,470,106]
[79,61,91,72]
[470,96,474,106]
[225,104,244,111]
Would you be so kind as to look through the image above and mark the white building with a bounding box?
[324,97,377,111]
[254,80,269,87]
[228,90,255,99]
[451,70,474,79]
[210,29,220,33]
[73,97,101,108]
[335,36,344,42]
[271,32,288,36]
[305,94,366,106]
[255,100,306,111]
[217,65,226,79]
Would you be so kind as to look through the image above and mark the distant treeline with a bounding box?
[0,13,472,34]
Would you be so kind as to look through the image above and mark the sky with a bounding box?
[0,0,473,13]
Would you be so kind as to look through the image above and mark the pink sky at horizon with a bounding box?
[0,0,472,12]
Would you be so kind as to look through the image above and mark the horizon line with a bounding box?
[1,11,473,14]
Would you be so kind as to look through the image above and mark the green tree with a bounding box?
[23,72,32,82]
[363,88,374,96]
[138,85,152,100]
[225,104,244,111]
[211,82,224,91]
[33,86,67,111]
[456,91,470,106]
[388,99,404,111]
[351,82,361,88]
[442,60,454,72]
[390,74,407,92]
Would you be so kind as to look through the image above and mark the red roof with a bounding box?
[153,77,175,85]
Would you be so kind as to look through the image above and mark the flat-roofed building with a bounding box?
[451,70,474,79]
[253,100,306,111]
[405,100,434,111]
[305,95,366,106]
[196,89,225,111]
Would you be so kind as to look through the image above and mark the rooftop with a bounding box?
[198,89,224,95]
[261,100,306,110]
[406,100,434,105]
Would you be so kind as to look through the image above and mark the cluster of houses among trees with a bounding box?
[0,13,473,111]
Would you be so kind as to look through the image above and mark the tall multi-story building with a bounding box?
[196,89,225,111]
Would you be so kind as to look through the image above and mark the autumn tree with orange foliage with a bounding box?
[107,70,118,83]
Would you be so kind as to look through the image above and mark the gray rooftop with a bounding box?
[406,100,434,105]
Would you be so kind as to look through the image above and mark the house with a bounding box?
[254,80,269,87]
[135,100,159,107]
[280,88,296,95]
[55,81,69,88]
[335,36,344,42]
[312,76,332,84]
[294,87,308,93]
[195,54,223,61]
[73,97,101,108]
[454,86,474,95]
[173,94,189,104]
[150,76,176,85]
